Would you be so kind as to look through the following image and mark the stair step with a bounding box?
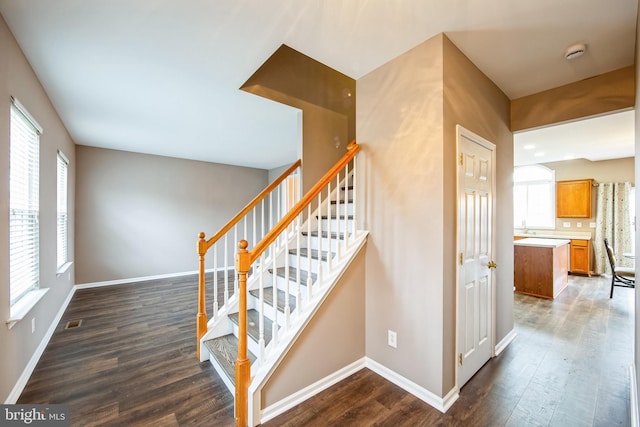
[330,199,353,205]
[228,309,274,346]
[342,185,354,191]
[302,230,347,240]
[203,334,256,386]
[269,266,317,284]
[289,248,333,261]
[317,214,354,220]
[250,286,297,312]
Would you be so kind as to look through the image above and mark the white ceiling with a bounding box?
[514,109,636,166]
[0,1,637,169]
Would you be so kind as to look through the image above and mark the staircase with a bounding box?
[196,142,366,426]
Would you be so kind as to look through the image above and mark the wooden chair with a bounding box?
[604,238,635,298]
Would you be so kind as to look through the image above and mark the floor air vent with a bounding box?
[64,319,83,330]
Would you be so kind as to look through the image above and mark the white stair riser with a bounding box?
[307,235,348,252]
[287,253,327,274]
[231,322,262,356]
[330,202,354,216]
[271,272,311,294]
[320,218,354,233]
[248,292,295,328]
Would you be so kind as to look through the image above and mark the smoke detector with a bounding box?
[565,43,586,60]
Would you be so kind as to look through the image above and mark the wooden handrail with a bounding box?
[248,141,358,263]
[196,159,301,360]
[203,159,302,252]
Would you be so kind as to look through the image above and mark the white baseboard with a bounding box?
[260,358,366,424]
[75,267,230,289]
[631,364,639,427]
[365,357,458,413]
[5,286,76,404]
[494,328,517,356]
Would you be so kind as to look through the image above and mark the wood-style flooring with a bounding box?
[18,274,633,426]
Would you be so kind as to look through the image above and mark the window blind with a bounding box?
[10,99,40,306]
[57,151,69,269]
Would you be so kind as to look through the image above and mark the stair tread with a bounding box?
[302,230,347,240]
[289,248,334,261]
[228,309,274,346]
[203,334,256,385]
[250,286,297,312]
[330,199,353,205]
[269,266,317,283]
[318,214,354,220]
[341,185,354,190]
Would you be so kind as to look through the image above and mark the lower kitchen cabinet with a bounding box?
[570,239,591,275]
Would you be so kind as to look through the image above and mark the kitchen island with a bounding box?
[514,238,570,299]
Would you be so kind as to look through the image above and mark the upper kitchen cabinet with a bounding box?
[556,179,593,218]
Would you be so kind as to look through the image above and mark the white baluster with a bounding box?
[271,241,278,347]
[343,163,349,253]
[213,245,218,318]
[234,226,239,295]
[252,207,256,251]
[284,226,291,329]
[336,171,341,261]
[258,253,265,362]
[306,204,312,298]
[224,234,229,305]
[327,181,332,273]
[316,193,322,288]
[353,156,358,242]
[296,215,302,311]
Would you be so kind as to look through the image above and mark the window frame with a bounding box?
[513,164,556,230]
[56,150,69,271]
[9,97,43,308]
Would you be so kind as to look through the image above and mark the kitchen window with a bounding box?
[514,165,555,229]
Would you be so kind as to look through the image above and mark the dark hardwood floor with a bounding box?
[18,274,633,426]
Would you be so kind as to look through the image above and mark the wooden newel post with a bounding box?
[196,232,208,359]
[235,240,251,427]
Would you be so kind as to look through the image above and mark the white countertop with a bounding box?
[514,238,571,248]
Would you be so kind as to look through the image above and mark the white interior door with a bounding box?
[457,125,495,388]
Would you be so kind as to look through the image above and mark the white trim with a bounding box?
[5,286,76,403]
[10,96,43,134]
[260,358,366,424]
[631,364,639,427]
[74,267,232,289]
[56,261,73,276]
[494,329,517,356]
[365,357,458,413]
[6,289,49,329]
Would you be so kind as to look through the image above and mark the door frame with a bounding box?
[454,124,497,391]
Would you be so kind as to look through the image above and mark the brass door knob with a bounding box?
[487,260,498,269]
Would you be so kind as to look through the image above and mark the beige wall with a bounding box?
[75,146,268,283]
[358,34,446,394]
[261,248,366,406]
[356,33,513,398]
[0,15,76,402]
[442,35,513,394]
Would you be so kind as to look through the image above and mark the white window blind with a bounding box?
[57,151,69,269]
[10,98,41,306]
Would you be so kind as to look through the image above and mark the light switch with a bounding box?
[576,222,582,228]
[590,222,597,228]
[563,222,571,228]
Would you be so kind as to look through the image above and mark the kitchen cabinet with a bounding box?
[569,239,591,275]
[556,179,593,218]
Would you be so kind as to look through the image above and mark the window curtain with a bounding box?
[594,182,633,274]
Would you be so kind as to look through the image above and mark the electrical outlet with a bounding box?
[388,330,397,348]
[590,222,597,228]
[31,318,35,334]
[563,222,571,228]
[576,222,582,228]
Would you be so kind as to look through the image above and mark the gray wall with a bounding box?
[0,15,76,402]
[75,146,269,284]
